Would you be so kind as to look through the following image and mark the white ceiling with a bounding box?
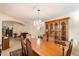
[0,3,78,22]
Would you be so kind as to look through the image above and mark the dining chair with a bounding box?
[62,39,73,56]
[21,36,27,56]
[0,49,1,56]
[66,39,73,56]
[26,38,34,56]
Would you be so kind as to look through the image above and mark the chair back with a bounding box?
[21,32,28,38]
[66,39,73,56]
[26,38,33,56]
[21,36,27,55]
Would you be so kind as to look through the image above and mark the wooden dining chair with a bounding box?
[62,39,73,56]
[66,39,73,56]
[0,49,1,56]
[21,36,27,56]
[26,38,34,56]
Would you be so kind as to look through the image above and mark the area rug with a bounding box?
[10,48,39,56]
[10,48,22,56]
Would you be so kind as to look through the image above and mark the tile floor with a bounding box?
[1,38,21,56]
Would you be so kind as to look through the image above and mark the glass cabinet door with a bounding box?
[61,22,66,41]
[50,24,53,32]
[55,23,58,40]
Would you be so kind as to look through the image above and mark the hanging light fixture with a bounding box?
[33,8,45,39]
[33,9,43,30]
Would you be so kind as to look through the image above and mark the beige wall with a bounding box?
[0,13,29,45]
[67,10,79,55]
[0,13,25,25]
[2,21,28,36]
[27,21,45,38]
[68,10,79,46]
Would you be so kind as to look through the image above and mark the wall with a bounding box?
[0,13,38,39]
[0,13,29,41]
[2,21,28,36]
[28,21,45,38]
[67,10,79,55]
[0,13,25,25]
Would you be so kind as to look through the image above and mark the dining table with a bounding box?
[29,38,63,56]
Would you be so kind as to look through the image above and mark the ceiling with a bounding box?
[0,3,79,22]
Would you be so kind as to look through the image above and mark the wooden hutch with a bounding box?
[45,16,70,41]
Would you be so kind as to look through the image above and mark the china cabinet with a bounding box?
[45,17,69,41]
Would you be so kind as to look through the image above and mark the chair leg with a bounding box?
[62,46,64,56]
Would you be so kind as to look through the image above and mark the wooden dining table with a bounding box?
[29,38,63,56]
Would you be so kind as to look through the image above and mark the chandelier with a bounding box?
[33,8,44,39]
[33,9,44,30]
